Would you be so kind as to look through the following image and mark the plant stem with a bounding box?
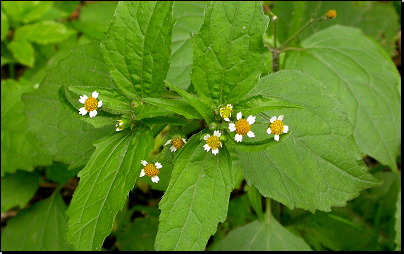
[269,12,280,72]
[265,197,272,222]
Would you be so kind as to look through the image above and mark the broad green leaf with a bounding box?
[22,39,115,169]
[1,170,39,212]
[213,216,312,251]
[192,1,269,105]
[155,134,234,250]
[1,1,52,23]
[133,103,173,120]
[166,1,210,89]
[142,115,189,127]
[71,1,118,39]
[143,97,202,119]
[14,20,76,45]
[1,190,73,251]
[165,80,215,124]
[115,217,158,251]
[7,39,35,67]
[285,25,401,172]
[1,79,52,176]
[69,86,132,114]
[395,189,401,251]
[1,10,9,41]
[66,125,154,251]
[101,1,174,100]
[237,70,382,212]
[234,95,304,116]
[45,162,82,184]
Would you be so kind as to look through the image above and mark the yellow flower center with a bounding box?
[206,136,221,150]
[325,10,337,19]
[220,106,232,119]
[144,163,160,177]
[172,137,185,149]
[235,118,251,136]
[270,120,284,135]
[84,96,98,112]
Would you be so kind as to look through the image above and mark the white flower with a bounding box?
[78,91,102,118]
[266,115,289,141]
[203,130,222,155]
[228,112,255,142]
[116,120,123,131]
[140,160,162,183]
[164,136,187,152]
[219,104,233,122]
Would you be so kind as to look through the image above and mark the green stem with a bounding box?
[311,1,323,19]
[269,12,280,72]
[265,197,272,222]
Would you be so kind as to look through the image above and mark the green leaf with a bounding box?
[155,134,234,250]
[1,190,73,251]
[1,1,52,23]
[234,95,304,116]
[133,103,173,120]
[7,39,35,67]
[192,1,269,105]
[213,216,312,251]
[246,185,265,221]
[66,125,154,251]
[1,79,52,176]
[143,97,202,119]
[14,20,76,45]
[45,162,82,184]
[395,189,401,251]
[227,130,291,152]
[69,86,133,114]
[165,80,215,124]
[100,1,174,100]
[1,170,39,212]
[166,1,210,89]
[237,70,382,212]
[115,217,158,251]
[285,25,401,172]
[1,10,9,41]
[287,1,306,46]
[71,1,118,39]
[22,39,115,169]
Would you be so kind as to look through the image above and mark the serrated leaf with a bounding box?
[237,70,382,212]
[166,1,210,89]
[285,25,401,172]
[143,97,202,119]
[213,216,312,251]
[192,1,269,105]
[1,190,73,251]
[100,1,174,100]
[1,170,39,212]
[1,1,52,23]
[1,79,52,176]
[22,39,115,169]
[14,20,76,45]
[7,39,35,67]
[155,134,234,250]
[66,125,154,251]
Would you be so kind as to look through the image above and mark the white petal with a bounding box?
[212,149,219,155]
[274,134,280,142]
[237,112,242,120]
[278,115,284,121]
[283,125,289,133]
[170,145,177,152]
[203,134,210,140]
[235,134,243,142]
[270,116,277,123]
[213,130,221,137]
[139,169,146,177]
[182,138,187,144]
[220,142,222,147]
[165,140,172,146]
[79,107,87,115]
[267,128,272,135]
[155,162,162,169]
[92,91,99,99]
[116,128,121,131]
[98,100,102,107]
[151,176,160,183]
[224,118,230,122]
[228,123,236,132]
[227,104,233,108]
[246,115,256,125]
[141,160,148,166]
[79,95,88,104]
[89,110,98,118]
[247,131,255,138]
[203,144,211,152]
